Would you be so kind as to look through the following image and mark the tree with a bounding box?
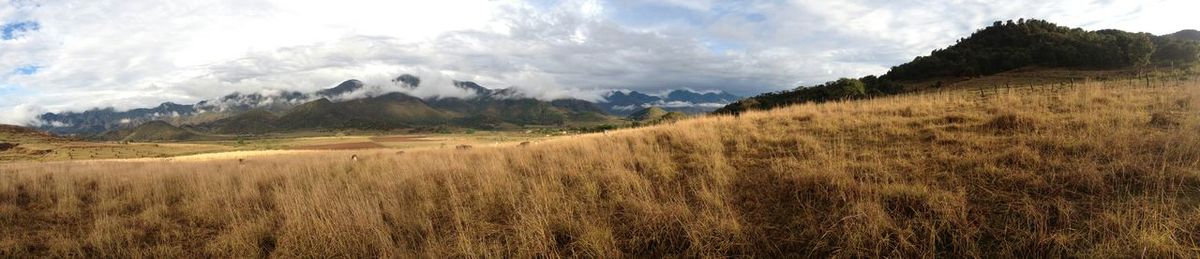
[1152,37,1200,65]
[822,78,866,99]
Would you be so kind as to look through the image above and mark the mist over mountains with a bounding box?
[599,90,741,115]
[34,75,739,135]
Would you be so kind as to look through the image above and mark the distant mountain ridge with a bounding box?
[597,89,740,116]
[37,102,198,135]
[37,75,676,138]
[37,75,736,135]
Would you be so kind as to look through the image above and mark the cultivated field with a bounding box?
[2,77,1199,257]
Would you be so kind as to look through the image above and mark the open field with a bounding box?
[1,131,554,163]
[2,127,233,162]
[2,76,1200,257]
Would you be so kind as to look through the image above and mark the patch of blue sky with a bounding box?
[1,21,39,40]
[0,83,31,98]
[609,4,709,27]
[13,65,39,75]
[703,38,744,54]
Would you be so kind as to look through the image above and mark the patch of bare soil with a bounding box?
[369,135,433,142]
[292,142,386,150]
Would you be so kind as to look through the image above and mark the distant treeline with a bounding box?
[715,19,1200,115]
[714,77,902,114]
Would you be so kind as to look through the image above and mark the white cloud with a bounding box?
[1,0,1197,125]
[5,103,46,126]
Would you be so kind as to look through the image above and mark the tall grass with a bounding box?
[2,79,1199,257]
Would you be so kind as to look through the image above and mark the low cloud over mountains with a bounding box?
[4,0,1195,125]
[35,74,739,135]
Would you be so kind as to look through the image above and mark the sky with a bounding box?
[1,0,1198,125]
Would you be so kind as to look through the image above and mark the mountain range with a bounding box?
[35,75,739,138]
[599,90,740,116]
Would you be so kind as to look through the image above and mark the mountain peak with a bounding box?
[392,74,420,88]
[316,79,364,97]
[452,81,493,96]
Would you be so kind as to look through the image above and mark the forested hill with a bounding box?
[885,19,1198,80]
[715,19,1200,114]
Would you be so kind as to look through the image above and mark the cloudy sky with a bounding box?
[1,0,1197,125]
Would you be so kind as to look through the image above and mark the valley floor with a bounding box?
[2,77,1199,257]
[1,131,555,163]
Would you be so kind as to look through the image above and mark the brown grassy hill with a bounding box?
[900,66,1197,93]
[0,125,64,160]
[1,77,1198,257]
[196,109,279,135]
[119,121,210,142]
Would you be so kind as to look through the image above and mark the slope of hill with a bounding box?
[0,124,59,141]
[627,106,687,125]
[416,85,615,129]
[118,121,208,141]
[195,109,280,135]
[717,20,1200,115]
[627,106,667,121]
[277,93,454,130]
[0,125,63,160]
[1167,29,1200,41]
[3,78,1197,257]
[199,91,309,113]
[315,79,364,98]
[885,19,1196,81]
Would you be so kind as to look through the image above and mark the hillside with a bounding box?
[885,19,1197,80]
[426,95,611,129]
[627,106,668,121]
[626,106,686,123]
[0,124,59,141]
[1167,29,1200,41]
[717,20,1200,115]
[195,109,280,135]
[118,121,208,141]
[315,79,364,98]
[0,125,63,161]
[2,77,1196,257]
[277,93,454,130]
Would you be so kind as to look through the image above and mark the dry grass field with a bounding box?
[0,127,234,162]
[0,131,551,163]
[2,77,1199,257]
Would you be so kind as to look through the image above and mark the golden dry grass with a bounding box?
[2,78,1199,257]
